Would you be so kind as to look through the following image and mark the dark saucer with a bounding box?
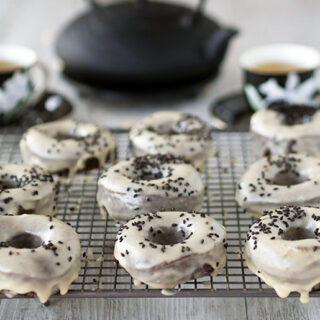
[210,91,252,130]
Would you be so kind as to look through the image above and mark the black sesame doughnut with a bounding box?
[236,154,320,217]
[0,164,58,216]
[114,211,227,289]
[251,104,320,157]
[0,214,81,303]
[245,206,320,303]
[97,154,204,221]
[20,119,116,175]
[129,111,213,170]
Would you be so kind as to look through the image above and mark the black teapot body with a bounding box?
[56,1,237,92]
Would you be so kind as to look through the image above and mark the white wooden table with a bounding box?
[1,0,320,319]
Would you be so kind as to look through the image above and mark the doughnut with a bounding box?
[114,211,227,289]
[0,164,58,216]
[97,154,204,221]
[245,206,320,303]
[236,154,320,217]
[20,119,116,175]
[250,104,320,157]
[129,111,213,170]
[0,214,81,303]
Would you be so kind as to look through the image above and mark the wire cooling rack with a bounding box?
[0,127,319,300]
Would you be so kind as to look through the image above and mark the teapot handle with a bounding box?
[182,0,208,27]
[194,0,207,17]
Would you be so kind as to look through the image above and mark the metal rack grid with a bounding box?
[0,127,319,299]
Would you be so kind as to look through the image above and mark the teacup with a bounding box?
[239,43,320,111]
[0,44,47,124]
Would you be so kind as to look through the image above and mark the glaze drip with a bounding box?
[0,214,81,303]
[245,206,320,303]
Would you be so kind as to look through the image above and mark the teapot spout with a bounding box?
[204,27,238,65]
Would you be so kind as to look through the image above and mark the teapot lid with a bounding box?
[56,1,237,91]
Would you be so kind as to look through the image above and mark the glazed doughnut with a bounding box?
[245,206,320,303]
[97,154,204,221]
[236,154,320,217]
[129,111,213,170]
[0,164,58,216]
[114,211,227,289]
[20,119,116,175]
[0,214,81,303]
[251,104,320,157]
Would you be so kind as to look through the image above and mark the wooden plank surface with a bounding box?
[246,298,320,320]
[0,297,247,320]
[2,296,320,320]
[1,0,320,319]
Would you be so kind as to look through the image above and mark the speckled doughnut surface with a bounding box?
[129,111,213,170]
[0,214,81,303]
[236,154,320,217]
[97,154,204,221]
[250,105,320,157]
[20,119,116,175]
[0,164,58,216]
[114,211,227,289]
[245,206,320,303]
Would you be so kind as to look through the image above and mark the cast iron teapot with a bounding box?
[56,0,238,91]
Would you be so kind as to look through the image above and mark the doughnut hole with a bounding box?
[54,132,84,141]
[0,179,19,191]
[271,171,308,186]
[146,123,175,135]
[148,226,190,246]
[146,117,203,135]
[7,232,43,249]
[84,158,100,171]
[0,177,30,192]
[282,227,316,241]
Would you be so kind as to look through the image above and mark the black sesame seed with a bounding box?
[3,197,13,204]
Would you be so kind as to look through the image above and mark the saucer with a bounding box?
[210,91,252,130]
